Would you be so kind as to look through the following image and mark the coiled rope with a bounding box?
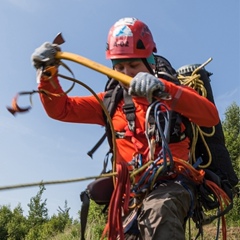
[177,58,215,168]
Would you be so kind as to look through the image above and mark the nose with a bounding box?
[121,67,135,77]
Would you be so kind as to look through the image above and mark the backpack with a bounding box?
[177,63,238,238]
[177,64,238,188]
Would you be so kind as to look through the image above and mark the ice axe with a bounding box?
[53,33,132,86]
[53,33,169,99]
[7,33,167,115]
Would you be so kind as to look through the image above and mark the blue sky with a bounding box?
[0,0,239,220]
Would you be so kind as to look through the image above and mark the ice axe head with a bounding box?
[53,32,65,45]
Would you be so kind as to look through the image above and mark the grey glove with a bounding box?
[128,72,165,102]
[31,42,60,69]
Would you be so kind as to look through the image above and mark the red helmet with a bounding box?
[106,17,157,59]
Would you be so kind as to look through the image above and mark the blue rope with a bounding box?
[131,101,175,195]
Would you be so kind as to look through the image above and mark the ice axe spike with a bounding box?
[53,32,65,45]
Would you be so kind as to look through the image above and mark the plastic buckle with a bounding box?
[122,103,135,114]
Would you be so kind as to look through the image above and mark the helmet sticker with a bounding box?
[114,17,137,27]
[110,36,134,54]
[113,26,133,37]
[110,25,133,54]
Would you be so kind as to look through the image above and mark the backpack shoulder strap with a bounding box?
[87,79,123,157]
[122,89,136,132]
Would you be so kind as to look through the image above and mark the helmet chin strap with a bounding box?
[141,58,155,75]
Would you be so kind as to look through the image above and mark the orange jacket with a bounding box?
[38,76,219,166]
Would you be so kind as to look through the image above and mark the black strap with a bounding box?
[80,191,90,240]
[122,90,136,132]
[80,176,114,239]
[88,87,136,156]
[86,84,123,157]
[141,58,155,75]
[87,132,107,158]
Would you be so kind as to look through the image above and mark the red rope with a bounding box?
[101,162,130,240]
[205,180,231,240]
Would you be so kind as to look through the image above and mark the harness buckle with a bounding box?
[123,103,136,132]
[122,103,136,114]
[128,121,135,132]
[115,131,125,139]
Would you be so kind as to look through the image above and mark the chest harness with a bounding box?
[88,79,188,163]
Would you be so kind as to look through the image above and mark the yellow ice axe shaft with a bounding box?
[55,51,132,86]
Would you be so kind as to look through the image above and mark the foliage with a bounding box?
[222,102,240,224]
[27,184,48,227]
[44,201,72,236]
[6,205,28,240]
[84,201,107,240]
[0,185,74,240]
[0,205,13,240]
[222,102,240,172]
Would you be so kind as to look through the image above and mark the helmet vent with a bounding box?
[136,39,145,49]
[106,43,109,51]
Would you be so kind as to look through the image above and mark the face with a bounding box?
[113,60,155,89]
[114,61,151,77]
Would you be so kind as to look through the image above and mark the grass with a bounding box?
[50,221,240,240]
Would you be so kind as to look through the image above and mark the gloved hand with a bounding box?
[31,42,61,69]
[128,72,165,102]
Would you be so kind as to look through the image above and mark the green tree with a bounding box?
[0,205,13,240]
[56,200,72,231]
[40,200,72,238]
[27,184,48,226]
[25,183,49,240]
[222,101,240,172]
[7,204,28,240]
[0,186,76,240]
[222,102,240,225]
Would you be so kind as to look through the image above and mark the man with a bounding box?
[31,17,219,240]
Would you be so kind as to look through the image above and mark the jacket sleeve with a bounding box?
[161,79,220,127]
[38,76,105,125]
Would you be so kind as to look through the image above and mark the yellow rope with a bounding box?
[41,71,118,176]
[0,172,117,191]
[57,73,117,185]
[178,58,215,168]
[3,70,119,191]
